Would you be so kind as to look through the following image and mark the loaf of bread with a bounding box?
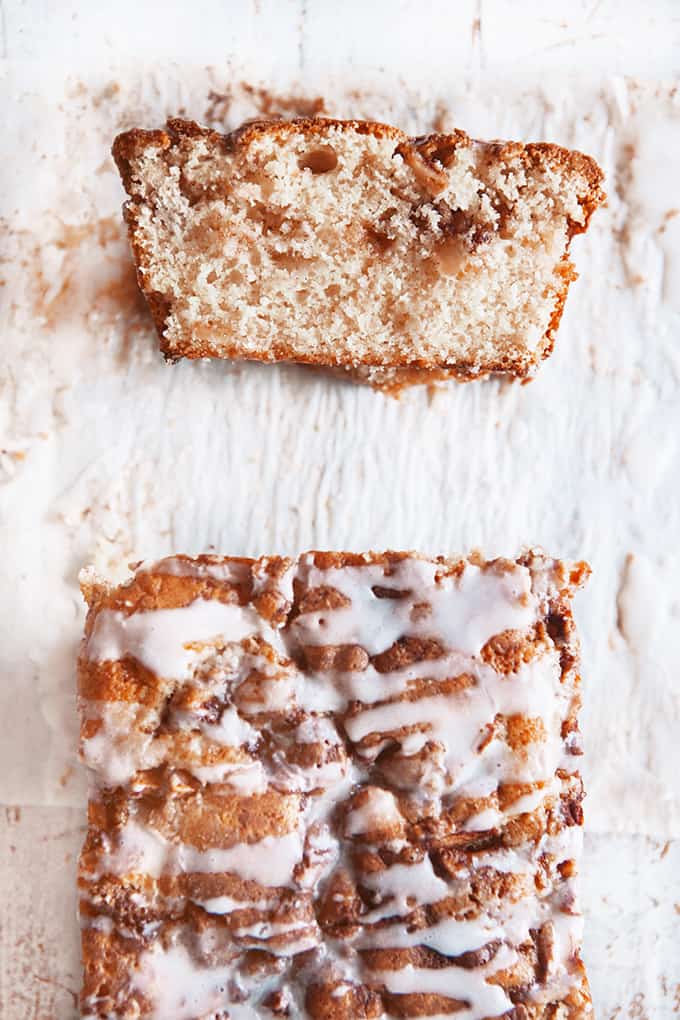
[78,549,592,1018]
[112,118,604,383]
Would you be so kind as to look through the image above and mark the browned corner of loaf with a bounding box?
[143,288,174,352]
[527,142,606,233]
[79,575,110,609]
[111,127,168,191]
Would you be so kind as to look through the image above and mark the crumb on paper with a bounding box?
[18,216,153,361]
[204,82,327,127]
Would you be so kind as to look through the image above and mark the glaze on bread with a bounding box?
[78,550,592,1018]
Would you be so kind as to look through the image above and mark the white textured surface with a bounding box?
[1,1,680,1017]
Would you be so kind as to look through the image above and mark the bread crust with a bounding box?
[113,117,605,378]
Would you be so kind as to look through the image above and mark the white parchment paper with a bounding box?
[1,2,680,1016]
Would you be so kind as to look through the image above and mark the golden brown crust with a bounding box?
[112,117,409,191]
[113,117,605,213]
[112,117,605,375]
[344,359,515,395]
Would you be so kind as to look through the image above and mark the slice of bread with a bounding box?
[113,117,604,378]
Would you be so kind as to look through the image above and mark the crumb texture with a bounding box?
[113,118,604,377]
[78,549,592,1019]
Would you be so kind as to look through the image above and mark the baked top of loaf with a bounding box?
[112,118,604,378]
[78,549,592,1019]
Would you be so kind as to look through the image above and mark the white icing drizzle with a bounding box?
[80,699,157,787]
[187,759,269,790]
[87,598,278,678]
[344,652,565,813]
[87,819,168,880]
[462,776,561,831]
[359,878,582,970]
[194,893,275,915]
[341,649,481,704]
[80,553,586,1016]
[465,823,581,877]
[359,914,504,955]
[371,942,518,1018]
[293,557,536,657]
[241,666,301,712]
[91,820,305,888]
[252,555,296,605]
[294,714,340,744]
[541,819,583,864]
[223,1005,270,1020]
[462,806,504,831]
[130,943,233,1020]
[470,845,535,874]
[362,855,450,921]
[177,830,305,887]
[506,777,560,817]
[345,787,403,836]
[549,910,584,984]
[232,916,318,954]
[269,715,349,793]
[193,705,257,747]
[81,697,267,790]
[273,755,347,794]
